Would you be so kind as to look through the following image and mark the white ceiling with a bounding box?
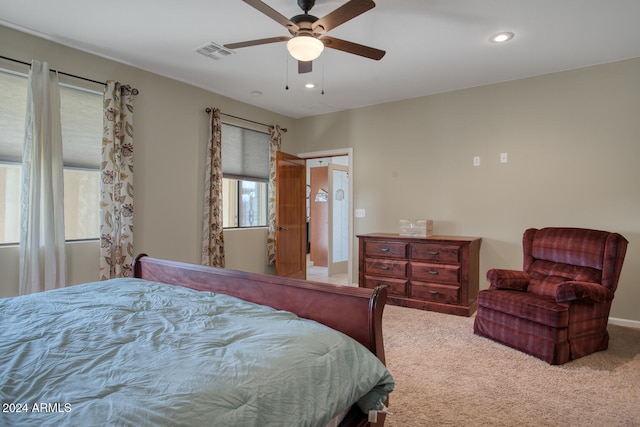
[2,0,640,119]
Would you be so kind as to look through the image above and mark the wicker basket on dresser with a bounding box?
[357,233,482,316]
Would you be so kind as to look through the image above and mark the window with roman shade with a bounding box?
[0,68,102,244]
[221,123,269,228]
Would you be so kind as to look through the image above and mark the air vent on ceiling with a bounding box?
[195,42,235,60]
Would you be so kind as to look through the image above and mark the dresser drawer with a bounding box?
[411,243,460,264]
[410,262,460,284]
[364,259,408,278]
[411,282,460,304]
[364,240,408,259]
[363,276,408,297]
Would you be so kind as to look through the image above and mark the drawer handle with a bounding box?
[380,266,390,270]
[380,248,390,252]
[428,270,439,275]
[428,251,439,255]
[428,290,439,295]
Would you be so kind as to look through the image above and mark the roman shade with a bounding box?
[221,123,269,181]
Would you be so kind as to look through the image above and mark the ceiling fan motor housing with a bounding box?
[289,14,321,35]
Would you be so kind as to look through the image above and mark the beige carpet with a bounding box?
[382,305,640,427]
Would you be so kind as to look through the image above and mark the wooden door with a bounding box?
[275,151,306,279]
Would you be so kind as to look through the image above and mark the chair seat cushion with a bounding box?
[477,289,569,328]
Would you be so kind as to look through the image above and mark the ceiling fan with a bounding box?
[224,0,386,74]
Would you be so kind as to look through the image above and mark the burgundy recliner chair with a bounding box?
[474,227,628,365]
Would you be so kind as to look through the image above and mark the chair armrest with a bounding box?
[486,269,530,291]
[555,281,614,304]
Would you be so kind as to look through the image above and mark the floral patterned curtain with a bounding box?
[100,82,135,279]
[266,125,282,265]
[201,107,225,267]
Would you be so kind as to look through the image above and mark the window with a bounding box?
[0,69,102,244]
[0,70,26,244]
[58,82,103,240]
[221,123,269,228]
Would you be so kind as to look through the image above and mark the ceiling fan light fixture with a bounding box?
[287,35,324,61]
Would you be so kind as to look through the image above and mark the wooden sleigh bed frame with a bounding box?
[133,254,389,427]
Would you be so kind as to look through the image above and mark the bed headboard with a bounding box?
[133,254,388,364]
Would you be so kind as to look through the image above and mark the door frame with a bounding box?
[297,148,354,285]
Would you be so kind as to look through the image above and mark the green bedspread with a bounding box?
[0,278,393,427]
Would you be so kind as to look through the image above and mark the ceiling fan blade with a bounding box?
[313,0,375,33]
[224,36,290,50]
[242,0,299,31]
[298,61,312,74]
[321,36,385,60]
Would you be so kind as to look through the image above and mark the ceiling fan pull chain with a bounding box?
[285,51,289,90]
[321,54,325,95]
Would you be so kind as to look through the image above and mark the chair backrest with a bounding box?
[523,227,628,296]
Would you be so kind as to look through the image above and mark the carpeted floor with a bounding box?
[382,305,640,427]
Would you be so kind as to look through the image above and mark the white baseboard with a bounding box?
[609,317,640,329]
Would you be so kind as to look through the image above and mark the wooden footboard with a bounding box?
[133,254,388,364]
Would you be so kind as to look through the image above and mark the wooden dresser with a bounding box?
[357,233,481,316]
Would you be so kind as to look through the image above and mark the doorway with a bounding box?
[298,149,353,286]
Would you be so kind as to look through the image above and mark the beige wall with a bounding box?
[295,58,640,323]
[1,25,638,323]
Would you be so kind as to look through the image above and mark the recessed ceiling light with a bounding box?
[250,90,262,97]
[489,32,515,43]
[305,83,316,89]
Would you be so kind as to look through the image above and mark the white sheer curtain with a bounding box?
[19,60,66,295]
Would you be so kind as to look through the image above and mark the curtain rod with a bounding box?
[205,107,287,133]
[0,55,139,95]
